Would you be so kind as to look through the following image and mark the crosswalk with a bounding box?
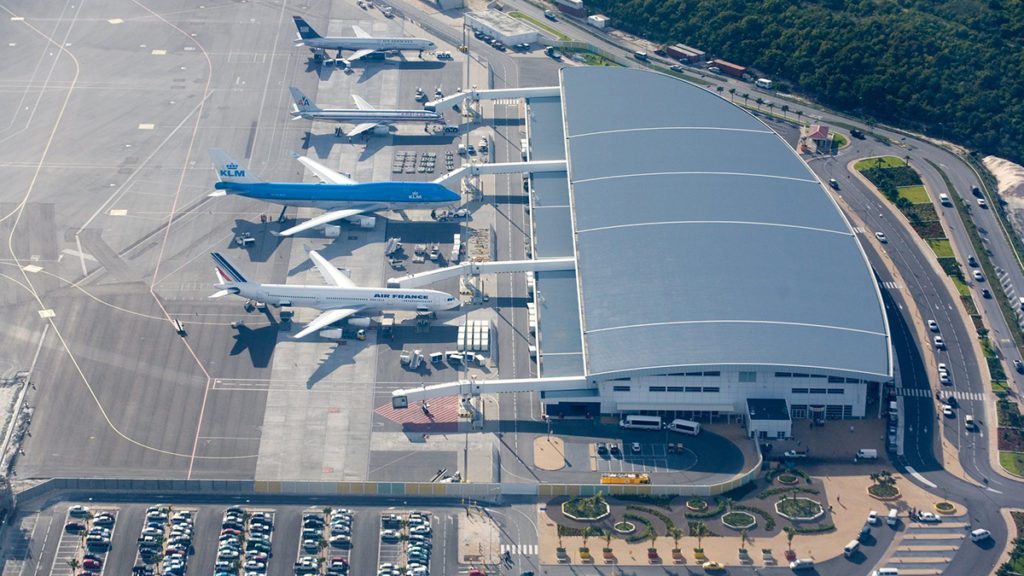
[500,544,538,556]
[881,520,968,575]
[491,98,520,106]
[897,387,985,401]
[880,281,901,290]
[375,395,462,426]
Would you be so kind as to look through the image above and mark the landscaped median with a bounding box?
[508,11,571,41]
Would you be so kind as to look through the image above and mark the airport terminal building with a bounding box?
[525,67,893,426]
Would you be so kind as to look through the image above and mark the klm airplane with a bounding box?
[209,149,459,237]
[292,16,435,67]
[289,86,445,137]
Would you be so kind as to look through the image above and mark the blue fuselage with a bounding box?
[215,180,459,209]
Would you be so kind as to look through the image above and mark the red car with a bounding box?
[82,559,102,570]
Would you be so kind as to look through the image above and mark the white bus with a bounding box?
[618,414,662,430]
[667,419,701,435]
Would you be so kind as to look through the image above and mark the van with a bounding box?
[843,540,860,558]
[970,528,991,542]
[939,193,951,206]
[667,419,701,435]
[633,51,649,61]
[755,78,773,89]
[887,508,898,527]
[857,448,878,459]
[871,569,899,576]
[520,138,529,160]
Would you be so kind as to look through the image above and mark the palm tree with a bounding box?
[796,110,804,123]
[648,528,659,551]
[716,86,724,98]
[693,521,710,550]
[68,559,80,574]
[582,526,592,550]
[740,528,749,550]
[755,97,764,111]
[784,526,796,551]
[604,530,613,551]
[781,104,789,119]
[741,93,750,108]
[767,102,776,116]
[671,527,683,551]
[728,87,736,102]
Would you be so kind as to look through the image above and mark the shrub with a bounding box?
[626,505,675,533]
[722,512,756,529]
[775,498,824,520]
[685,498,725,519]
[558,525,606,537]
[732,504,776,531]
[563,493,609,520]
[622,514,655,543]
[791,522,835,534]
[612,494,674,510]
[758,487,819,500]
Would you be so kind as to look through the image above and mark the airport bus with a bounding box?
[618,414,663,430]
[667,418,701,436]
[600,473,651,485]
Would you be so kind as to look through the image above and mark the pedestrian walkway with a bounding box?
[375,395,461,426]
[881,280,902,290]
[877,519,968,575]
[897,388,985,401]
[501,544,538,556]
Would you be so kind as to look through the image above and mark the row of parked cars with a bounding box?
[65,505,113,575]
[378,512,432,576]
[216,507,274,575]
[294,508,352,575]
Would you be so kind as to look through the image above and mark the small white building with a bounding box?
[587,14,610,29]
[465,11,539,46]
[746,398,792,440]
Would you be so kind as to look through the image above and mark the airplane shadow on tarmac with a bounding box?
[230,219,283,263]
[229,322,278,368]
[305,342,357,389]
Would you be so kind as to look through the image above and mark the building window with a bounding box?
[847,378,860,384]
[667,386,685,392]
[704,371,721,377]
[649,386,666,392]
[775,372,792,378]
[792,373,809,378]
[827,388,844,394]
[810,388,826,394]
[843,405,853,418]
[702,387,720,393]
[685,386,702,392]
[739,371,756,383]
[612,385,630,392]
[825,405,844,419]
[828,376,844,383]
[792,388,808,394]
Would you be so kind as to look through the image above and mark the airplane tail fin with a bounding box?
[211,252,248,283]
[289,86,319,114]
[292,16,322,40]
[210,149,259,185]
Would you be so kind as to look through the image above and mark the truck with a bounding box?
[544,46,562,60]
[783,449,809,459]
[633,51,649,61]
[709,58,746,79]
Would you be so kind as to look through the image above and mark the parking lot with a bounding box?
[377,510,434,576]
[589,441,698,474]
[50,505,117,576]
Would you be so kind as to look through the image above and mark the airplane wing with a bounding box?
[296,155,357,185]
[306,248,357,288]
[293,307,362,339]
[352,25,372,38]
[347,122,381,137]
[345,48,375,63]
[352,94,375,110]
[274,207,379,237]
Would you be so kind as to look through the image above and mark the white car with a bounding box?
[928,320,939,332]
[978,198,988,208]
[917,511,941,523]
[938,362,948,372]
[934,335,945,349]
[875,231,888,243]
[974,270,985,282]
[939,372,951,385]
[867,510,879,525]
[942,405,954,417]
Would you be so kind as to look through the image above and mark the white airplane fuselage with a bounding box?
[223,282,458,313]
[303,36,435,52]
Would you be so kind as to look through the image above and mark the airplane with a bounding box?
[292,16,436,67]
[208,149,459,237]
[210,250,459,339]
[289,86,445,137]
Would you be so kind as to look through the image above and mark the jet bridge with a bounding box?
[425,86,560,113]
[432,159,566,188]
[391,376,591,408]
[387,256,575,288]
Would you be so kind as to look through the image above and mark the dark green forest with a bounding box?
[585,0,1024,163]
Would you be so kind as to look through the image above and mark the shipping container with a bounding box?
[710,58,746,79]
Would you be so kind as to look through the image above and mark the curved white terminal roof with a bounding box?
[559,67,891,380]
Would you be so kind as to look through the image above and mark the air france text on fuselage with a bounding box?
[374,293,430,300]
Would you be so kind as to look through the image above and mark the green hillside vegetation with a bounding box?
[583,0,1024,164]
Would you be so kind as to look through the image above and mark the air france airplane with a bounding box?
[292,16,435,67]
[211,249,459,339]
[289,86,445,136]
[209,149,459,237]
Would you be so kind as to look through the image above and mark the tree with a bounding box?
[728,87,736,102]
[781,104,789,119]
[716,86,724,97]
[755,97,764,111]
[742,93,750,108]
[648,528,659,550]
[693,521,710,550]
[604,530,613,550]
[767,102,776,116]
[67,559,80,574]
[740,528,749,550]
[784,526,795,551]
[796,110,803,124]
[582,526,592,550]
[671,527,683,550]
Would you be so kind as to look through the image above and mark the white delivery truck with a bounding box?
[755,78,773,89]
[667,419,701,435]
[857,448,878,459]
[618,414,662,430]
